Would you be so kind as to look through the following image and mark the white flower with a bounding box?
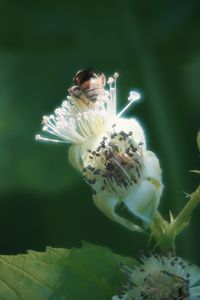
[113,255,200,300]
[36,69,163,230]
[69,117,163,231]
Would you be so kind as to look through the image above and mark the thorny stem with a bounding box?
[148,212,173,253]
[169,185,200,236]
[149,185,200,253]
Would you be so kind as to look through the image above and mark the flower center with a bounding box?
[82,126,144,195]
[141,270,190,300]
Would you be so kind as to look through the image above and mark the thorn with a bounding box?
[169,210,174,223]
[189,170,200,174]
[147,233,153,248]
[182,191,190,199]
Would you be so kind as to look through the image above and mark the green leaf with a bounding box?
[0,243,135,300]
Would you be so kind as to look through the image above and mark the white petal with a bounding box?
[108,117,146,150]
[188,263,200,286]
[190,286,200,297]
[143,151,163,188]
[68,138,99,172]
[68,144,83,172]
[123,179,160,223]
[122,151,163,223]
[93,193,144,232]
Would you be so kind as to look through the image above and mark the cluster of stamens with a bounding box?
[82,124,144,195]
[36,71,141,145]
[140,270,189,299]
[35,95,109,144]
[114,256,195,300]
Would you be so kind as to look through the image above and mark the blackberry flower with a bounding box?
[69,118,163,231]
[36,70,163,231]
[113,255,200,300]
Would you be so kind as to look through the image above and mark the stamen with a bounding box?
[117,90,141,118]
[35,134,67,143]
[113,72,119,80]
[36,71,142,145]
[107,73,119,116]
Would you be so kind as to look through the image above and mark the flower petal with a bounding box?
[93,193,144,232]
[190,286,200,297]
[123,179,160,223]
[107,117,146,150]
[123,151,163,223]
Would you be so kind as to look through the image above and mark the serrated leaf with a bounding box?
[0,243,135,300]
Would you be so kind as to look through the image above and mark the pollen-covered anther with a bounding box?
[113,72,119,79]
[82,129,144,195]
[107,77,115,85]
[35,134,41,140]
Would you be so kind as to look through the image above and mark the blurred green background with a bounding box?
[0,0,199,263]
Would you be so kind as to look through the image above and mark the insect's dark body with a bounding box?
[68,69,106,102]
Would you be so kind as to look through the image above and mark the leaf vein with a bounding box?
[0,275,23,300]
[0,258,53,292]
[28,255,59,267]
[47,248,66,258]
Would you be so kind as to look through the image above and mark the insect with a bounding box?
[68,68,106,102]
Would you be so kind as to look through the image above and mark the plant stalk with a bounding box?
[149,185,200,253]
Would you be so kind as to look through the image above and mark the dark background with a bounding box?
[0,0,199,263]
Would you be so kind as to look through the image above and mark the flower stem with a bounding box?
[169,185,200,236]
[148,212,174,252]
[149,185,200,253]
